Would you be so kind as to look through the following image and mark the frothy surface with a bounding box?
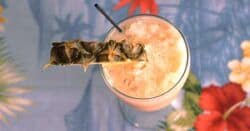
[103,16,187,98]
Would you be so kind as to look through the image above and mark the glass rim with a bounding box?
[99,14,190,100]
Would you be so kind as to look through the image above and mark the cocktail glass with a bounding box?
[101,14,190,129]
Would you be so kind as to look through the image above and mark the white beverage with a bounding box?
[102,15,190,111]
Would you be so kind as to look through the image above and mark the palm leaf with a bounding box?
[0,37,32,123]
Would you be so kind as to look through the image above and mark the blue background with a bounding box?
[2,0,250,130]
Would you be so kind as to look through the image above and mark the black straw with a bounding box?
[94,3,123,33]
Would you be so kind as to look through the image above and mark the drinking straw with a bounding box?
[94,3,123,33]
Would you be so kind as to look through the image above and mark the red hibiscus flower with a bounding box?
[113,0,159,15]
[194,83,250,131]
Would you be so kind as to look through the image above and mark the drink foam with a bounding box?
[103,16,187,98]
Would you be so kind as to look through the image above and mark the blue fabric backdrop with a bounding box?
[2,0,250,131]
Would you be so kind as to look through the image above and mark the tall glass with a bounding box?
[101,15,190,129]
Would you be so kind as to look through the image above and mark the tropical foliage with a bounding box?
[0,4,32,124]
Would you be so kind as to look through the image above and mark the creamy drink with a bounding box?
[102,15,190,112]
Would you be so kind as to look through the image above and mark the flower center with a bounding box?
[223,101,242,119]
[223,98,250,119]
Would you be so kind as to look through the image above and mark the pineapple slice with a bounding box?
[44,39,147,71]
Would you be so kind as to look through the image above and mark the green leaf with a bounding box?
[175,112,194,126]
[158,121,167,129]
[160,72,202,131]
[245,98,250,106]
[183,72,202,116]
[165,72,203,130]
[183,91,202,115]
[188,128,196,131]
[183,72,202,94]
[158,121,173,131]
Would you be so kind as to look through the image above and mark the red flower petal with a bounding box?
[227,107,250,130]
[199,83,246,113]
[113,0,159,15]
[150,0,158,15]
[195,111,226,131]
[113,0,131,10]
[227,115,249,131]
[222,83,246,109]
[196,82,249,131]
[139,0,150,14]
[199,85,226,112]
[128,0,140,15]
